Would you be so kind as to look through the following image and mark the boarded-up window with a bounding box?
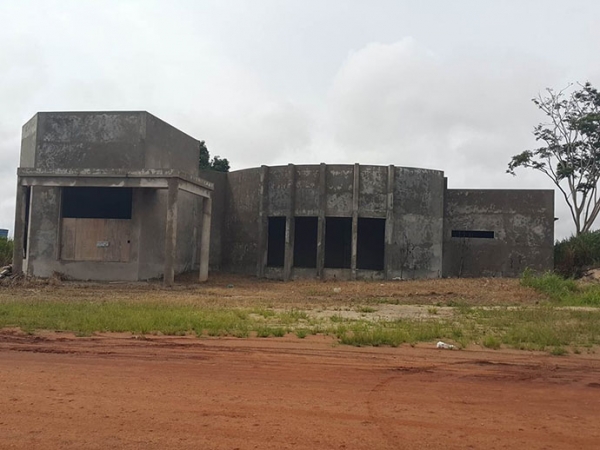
[60,187,132,262]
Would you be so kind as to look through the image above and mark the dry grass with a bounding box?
[0,272,546,309]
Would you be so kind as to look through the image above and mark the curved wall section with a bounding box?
[222,163,445,280]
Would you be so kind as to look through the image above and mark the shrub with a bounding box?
[0,238,13,266]
[555,230,600,278]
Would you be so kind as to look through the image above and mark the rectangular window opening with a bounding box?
[62,187,133,219]
[267,217,286,267]
[293,217,318,268]
[357,218,385,270]
[451,230,495,239]
[324,217,352,269]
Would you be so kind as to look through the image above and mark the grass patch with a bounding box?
[482,335,501,350]
[1,296,600,355]
[521,269,600,306]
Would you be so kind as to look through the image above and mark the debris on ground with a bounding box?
[436,341,454,349]
[0,265,12,279]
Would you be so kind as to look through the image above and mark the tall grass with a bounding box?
[555,230,600,278]
[521,269,600,306]
[0,238,12,266]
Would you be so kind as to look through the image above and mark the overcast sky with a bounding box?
[1,0,600,239]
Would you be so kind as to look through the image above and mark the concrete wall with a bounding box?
[33,112,146,171]
[222,168,262,275]
[389,167,445,279]
[26,186,141,281]
[443,189,554,277]
[19,111,204,281]
[199,170,228,270]
[22,111,199,172]
[144,113,200,175]
[223,164,446,280]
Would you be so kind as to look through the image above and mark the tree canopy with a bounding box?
[508,82,600,235]
[198,140,230,173]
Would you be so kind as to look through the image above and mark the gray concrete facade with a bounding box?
[13,112,213,284]
[13,111,555,282]
[442,189,554,277]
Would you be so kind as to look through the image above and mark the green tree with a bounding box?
[198,141,230,173]
[508,82,600,235]
[198,140,211,170]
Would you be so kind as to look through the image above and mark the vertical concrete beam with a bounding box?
[351,163,359,280]
[317,163,327,279]
[283,164,296,281]
[163,179,179,287]
[385,165,395,280]
[12,179,27,274]
[256,165,269,277]
[199,196,212,282]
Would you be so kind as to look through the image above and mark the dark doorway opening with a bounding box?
[62,187,133,219]
[357,218,385,270]
[325,217,352,269]
[293,217,318,268]
[267,217,286,267]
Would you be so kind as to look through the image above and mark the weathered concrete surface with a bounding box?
[16,112,210,282]
[199,170,227,271]
[226,164,447,280]
[390,167,445,280]
[222,168,262,275]
[25,111,199,173]
[443,189,554,277]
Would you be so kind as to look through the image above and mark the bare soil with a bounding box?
[0,272,544,309]
[1,330,599,450]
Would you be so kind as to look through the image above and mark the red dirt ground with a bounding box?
[1,331,599,450]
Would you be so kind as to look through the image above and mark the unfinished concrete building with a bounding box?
[13,112,212,285]
[13,112,555,282]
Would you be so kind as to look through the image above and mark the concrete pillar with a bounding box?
[199,195,212,282]
[256,165,269,277]
[12,179,27,274]
[316,163,327,279]
[351,163,359,280]
[163,179,179,287]
[385,165,395,280]
[283,164,296,281]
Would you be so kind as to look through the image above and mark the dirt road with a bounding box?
[1,331,599,449]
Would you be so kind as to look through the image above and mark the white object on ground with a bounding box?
[436,341,454,349]
[333,287,342,293]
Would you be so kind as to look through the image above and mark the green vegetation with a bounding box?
[0,238,13,266]
[198,140,230,173]
[2,296,600,354]
[521,269,600,306]
[554,230,600,278]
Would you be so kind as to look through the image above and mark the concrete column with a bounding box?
[163,179,179,287]
[283,164,296,281]
[256,165,269,277]
[199,195,212,282]
[351,163,359,280]
[12,179,27,274]
[385,165,395,280]
[316,163,327,279]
